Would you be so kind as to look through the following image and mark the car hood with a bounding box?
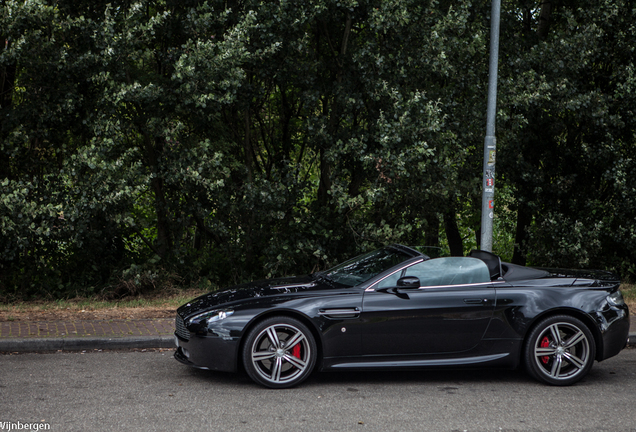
[177,275,335,319]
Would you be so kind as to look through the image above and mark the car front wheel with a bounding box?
[242,316,317,389]
[524,315,596,386]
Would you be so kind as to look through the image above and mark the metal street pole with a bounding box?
[480,0,501,252]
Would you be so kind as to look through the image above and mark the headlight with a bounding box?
[189,310,234,325]
[206,310,234,324]
[607,290,625,307]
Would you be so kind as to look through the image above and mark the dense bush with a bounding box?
[1,0,634,300]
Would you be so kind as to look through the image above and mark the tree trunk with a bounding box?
[475,224,481,250]
[243,109,253,183]
[0,39,16,179]
[146,136,172,258]
[512,201,533,265]
[317,148,332,207]
[444,211,464,257]
[151,174,172,258]
[424,213,440,248]
[537,0,553,39]
[0,40,15,112]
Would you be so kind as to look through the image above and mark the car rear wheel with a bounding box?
[242,316,317,389]
[524,315,595,386]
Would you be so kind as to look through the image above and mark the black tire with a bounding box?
[523,315,596,386]
[242,316,317,389]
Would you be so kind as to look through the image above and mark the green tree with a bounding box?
[496,0,636,278]
[1,0,635,300]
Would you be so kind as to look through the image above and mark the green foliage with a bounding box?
[496,0,636,278]
[1,0,635,300]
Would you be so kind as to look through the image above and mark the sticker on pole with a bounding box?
[486,178,494,187]
[487,150,496,166]
[489,199,494,209]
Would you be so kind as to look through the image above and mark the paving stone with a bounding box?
[0,319,174,339]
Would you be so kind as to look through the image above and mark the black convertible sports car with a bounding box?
[174,244,629,388]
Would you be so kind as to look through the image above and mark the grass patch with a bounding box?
[621,282,636,311]
[0,288,208,314]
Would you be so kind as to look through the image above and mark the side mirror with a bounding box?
[397,276,420,289]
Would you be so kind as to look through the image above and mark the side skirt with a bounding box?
[325,353,510,370]
[320,339,523,371]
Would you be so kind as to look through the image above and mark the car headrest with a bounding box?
[468,250,502,280]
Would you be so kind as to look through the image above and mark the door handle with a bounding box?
[463,298,487,304]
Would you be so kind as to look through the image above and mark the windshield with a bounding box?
[320,247,415,286]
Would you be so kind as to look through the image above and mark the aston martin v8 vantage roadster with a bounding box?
[174,244,629,388]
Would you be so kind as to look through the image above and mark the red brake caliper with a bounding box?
[540,336,550,364]
[292,344,301,359]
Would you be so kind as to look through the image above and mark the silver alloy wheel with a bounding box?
[250,322,312,385]
[532,321,591,381]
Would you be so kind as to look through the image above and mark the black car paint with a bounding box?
[484,282,627,362]
[174,250,629,377]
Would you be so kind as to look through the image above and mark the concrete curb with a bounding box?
[0,335,175,352]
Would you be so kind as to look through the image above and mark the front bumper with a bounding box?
[174,345,207,369]
[174,332,239,372]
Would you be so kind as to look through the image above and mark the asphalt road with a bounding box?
[1,348,635,432]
